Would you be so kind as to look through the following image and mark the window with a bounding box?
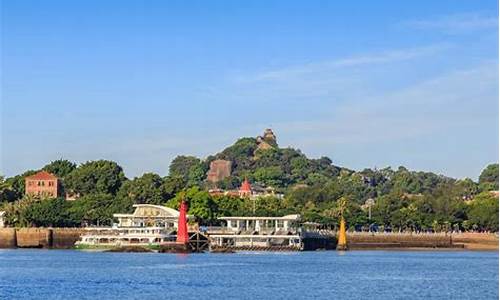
[277,220,284,228]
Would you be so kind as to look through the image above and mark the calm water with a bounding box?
[0,249,498,299]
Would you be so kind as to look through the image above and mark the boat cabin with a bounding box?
[219,214,301,234]
[113,204,193,229]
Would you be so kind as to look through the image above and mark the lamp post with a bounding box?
[365,198,375,233]
[365,198,375,221]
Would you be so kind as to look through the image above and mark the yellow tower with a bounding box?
[337,216,348,250]
[336,197,348,250]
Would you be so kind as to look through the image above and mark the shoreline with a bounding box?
[1,227,497,252]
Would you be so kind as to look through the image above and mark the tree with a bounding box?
[116,173,168,205]
[456,178,479,199]
[479,164,499,192]
[69,193,118,226]
[213,195,246,217]
[216,176,241,190]
[467,192,499,231]
[24,198,76,227]
[162,175,186,197]
[0,176,16,203]
[42,159,76,179]
[216,138,257,174]
[2,196,38,227]
[166,187,218,224]
[64,160,126,195]
[4,170,38,201]
[254,166,285,187]
[169,156,206,185]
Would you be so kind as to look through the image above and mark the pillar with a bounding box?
[337,216,348,250]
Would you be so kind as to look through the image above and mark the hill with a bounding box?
[0,129,498,231]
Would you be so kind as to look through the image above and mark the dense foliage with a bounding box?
[0,136,498,232]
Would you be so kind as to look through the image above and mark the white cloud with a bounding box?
[243,44,451,83]
[405,13,498,34]
[277,61,497,140]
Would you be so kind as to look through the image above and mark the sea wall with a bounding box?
[52,228,85,249]
[0,228,84,249]
[450,233,498,250]
[16,228,51,248]
[0,228,17,248]
[346,232,455,249]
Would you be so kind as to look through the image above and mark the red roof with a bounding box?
[25,171,58,180]
[240,178,251,192]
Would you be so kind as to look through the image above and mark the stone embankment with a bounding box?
[344,232,498,250]
[0,228,84,249]
[451,233,499,251]
[0,228,497,251]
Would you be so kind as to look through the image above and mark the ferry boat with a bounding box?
[75,204,192,250]
[206,215,303,250]
[75,226,177,250]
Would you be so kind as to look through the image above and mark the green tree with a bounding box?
[216,138,257,174]
[254,166,285,187]
[116,173,167,205]
[166,187,218,224]
[2,196,38,226]
[169,156,206,186]
[4,170,38,201]
[24,198,77,227]
[213,195,246,217]
[467,192,499,231]
[0,176,16,203]
[69,193,118,226]
[162,175,187,197]
[64,160,126,195]
[42,159,76,179]
[479,163,499,192]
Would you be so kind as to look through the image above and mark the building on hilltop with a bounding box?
[206,159,232,183]
[239,178,252,198]
[208,178,284,200]
[25,171,60,198]
[256,128,278,151]
[25,170,78,200]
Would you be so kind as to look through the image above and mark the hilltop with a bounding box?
[168,129,497,204]
[170,128,345,191]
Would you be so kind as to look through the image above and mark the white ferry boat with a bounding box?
[75,204,192,250]
[206,215,303,250]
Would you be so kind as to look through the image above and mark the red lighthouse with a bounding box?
[176,200,189,244]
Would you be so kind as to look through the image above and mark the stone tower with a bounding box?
[256,128,277,150]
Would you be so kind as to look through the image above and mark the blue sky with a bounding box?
[1,0,498,180]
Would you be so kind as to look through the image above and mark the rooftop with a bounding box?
[25,171,58,180]
[218,214,300,221]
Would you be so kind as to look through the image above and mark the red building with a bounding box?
[25,171,60,198]
[239,178,252,198]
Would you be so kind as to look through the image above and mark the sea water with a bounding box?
[0,250,498,299]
